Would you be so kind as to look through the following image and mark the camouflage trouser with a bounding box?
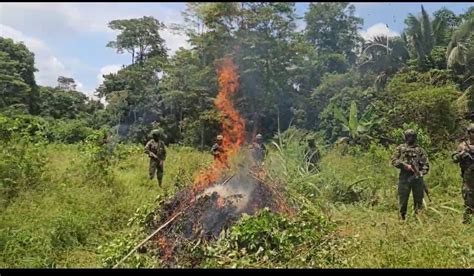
[462,185,474,224]
[398,178,424,219]
[149,159,164,186]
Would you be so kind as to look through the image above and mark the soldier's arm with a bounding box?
[419,148,430,175]
[452,143,465,163]
[145,141,159,159]
[161,142,167,160]
[390,145,404,169]
[211,144,218,155]
[144,141,151,155]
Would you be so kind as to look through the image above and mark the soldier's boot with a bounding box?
[463,205,473,224]
[463,211,471,224]
[400,213,406,221]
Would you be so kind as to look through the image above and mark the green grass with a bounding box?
[1,139,473,268]
[0,143,209,268]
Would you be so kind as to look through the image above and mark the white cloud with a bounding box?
[97,64,122,84]
[0,23,92,97]
[0,3,191,55]
[76,81,84,90]
[0,24,67,86]
[359,23,400,41]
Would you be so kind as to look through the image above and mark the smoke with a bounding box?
[196,149,263,215]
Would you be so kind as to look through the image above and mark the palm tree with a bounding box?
[359,35,409,91]
[404,5,434,70]
[447,18,474,68]
[360,35,410,73]
[447,18,474,91]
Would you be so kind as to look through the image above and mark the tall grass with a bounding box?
[0,143,209,268]
[1,132,473,268]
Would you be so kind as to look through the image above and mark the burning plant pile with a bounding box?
[143,57,291,266]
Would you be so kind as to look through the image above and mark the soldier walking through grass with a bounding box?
[145,129,167,187]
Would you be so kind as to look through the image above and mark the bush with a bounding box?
[201,208,351,268]
[388,85,459,149]
[49,119,95,144]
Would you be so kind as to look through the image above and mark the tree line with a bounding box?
[1,3,473,151]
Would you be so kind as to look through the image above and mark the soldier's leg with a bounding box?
[412,180,425,214]
[156,165,164,187]
[462,187,474,224]
[398,181,410,220]
[149,159,157,180]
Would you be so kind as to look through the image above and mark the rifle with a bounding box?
[408,158,431,202]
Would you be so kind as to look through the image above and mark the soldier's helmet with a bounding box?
[404,129,417,139]
[256,134,263,140]
[151,129,163,138]
[467,124,474,133]
[217,135,223,141]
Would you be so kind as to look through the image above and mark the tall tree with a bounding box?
[57,76,77,91]
[107,16,168,64]
[0,37,39,114]
[304,2,363,64]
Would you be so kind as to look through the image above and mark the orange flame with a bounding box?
[192,57,245,193]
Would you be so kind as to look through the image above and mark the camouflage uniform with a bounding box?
[391,130,430,220]
[452,124,474,224]
[211,135,225,163]
[304,138,321,171]
[145,130,167,187]
[251,134,267,166]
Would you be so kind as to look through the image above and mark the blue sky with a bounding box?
[0,2,472,98]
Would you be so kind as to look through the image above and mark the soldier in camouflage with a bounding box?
[452,123,474,224]
[211,135,225,163]
[251,134,267,166]
[391,129,430,220]
[144,129,167,187]
[304,137,321,172]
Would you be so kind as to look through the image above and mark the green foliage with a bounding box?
[0,134,46,205]
[388,84,459,148]
[304,2,363,63]
[0,37,39,114]
[331,101,382,145]
[49,120,95,144]
[389,122,433,153]
[202,208,350,268]
[107,16,167,64]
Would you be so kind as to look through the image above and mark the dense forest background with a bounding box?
[2,3,473,150]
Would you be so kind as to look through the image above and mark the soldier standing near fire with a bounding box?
[145,129,167,187]
[211,135,225,163]
[452,123,474,224]
[390,129,430,220]
[251,134,267,166]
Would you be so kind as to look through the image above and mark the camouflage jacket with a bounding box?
[250,142,267,161]
[144,139,166,161]
[452,140,474,189]
[211,143,224,156]
[391,143,429,180]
